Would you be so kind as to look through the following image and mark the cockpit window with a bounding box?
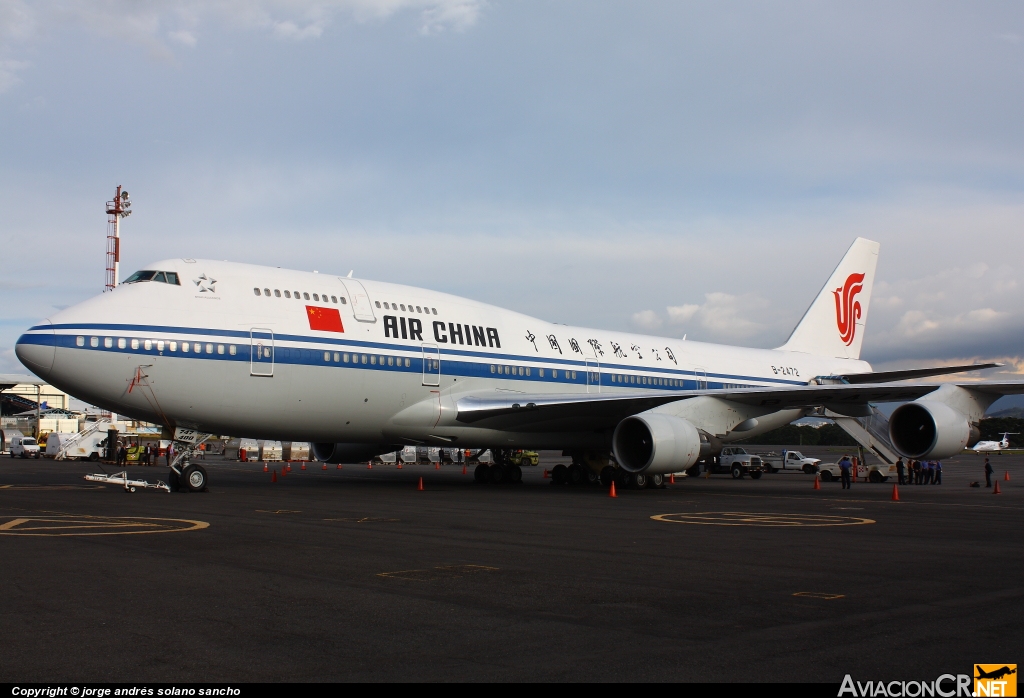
[124,270,181,285]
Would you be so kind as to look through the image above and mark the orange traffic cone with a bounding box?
[813,475,821,490]
[462,464,467,475]
[271,469,277,482]
[280,467,286,477]
[418,477,424,491]
[286,464,291,472]
[543,469,549,479]
[609,481,618,498]
[337,463,342,469]
[669,474,675,484]
[1005,471,1011,481]
[891,484,900,501]
[435,462,440,470]
[263,463,268,472]
[367,462,372,469]
[994,481,1001,494]
[397,462,402,469]
[301,462,306,471]
[322,463,327,470]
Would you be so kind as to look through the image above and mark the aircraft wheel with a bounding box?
[551,464,568,485]
[750,471,762,480]
[567,464,586,486]
[584,468,598,486]
[731,466,743,479]
[648,473,664,488]
[182,464,208,492]
[634,473,648,489]
[474,463,489,483]
[820,471,833,482]
[869,471,883,483]
[599,466,616,487]
[168,469,180,492]
[508,464,522,483]
[489,464,505,484]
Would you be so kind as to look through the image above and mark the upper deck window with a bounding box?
[124,270,181,285]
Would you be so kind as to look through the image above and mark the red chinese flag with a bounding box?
[306,305,344,332]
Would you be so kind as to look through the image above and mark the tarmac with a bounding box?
[1,448,1021,682]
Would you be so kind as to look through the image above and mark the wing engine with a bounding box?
[612,413,703,475]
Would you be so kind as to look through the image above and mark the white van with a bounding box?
[44,433,78,458]
[10,435,41,458]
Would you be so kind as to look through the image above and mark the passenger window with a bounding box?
[343,353,350,363]
[303,293,310,300]
[144,340,152,350]
[370,355,376,365]
[181,342,188,352]
[89,336,98,347]
[274,290,281,297]
[375,301,381,308]
[341,297,347,304]
[118,338,126,349]
[490,365,495,373]
[331,296,337,303]
[388,356,394,366]
[76,336,85,346]
[384,302,390,309]
[229,345,236,355]
[294,291,300,298]
[432,308,437,314]
[264,288,271,296]
[217,345,225,354]
[313,293,319,301]
[400,304,406,311]
[157,341,165,352]
[571,371,577,380]
[404,358,411,367]
[284,291,291,298]
[416,306,421,313]
[539,368,544,377]
[324,352,330,361]
[206,343,214,354]
[361,355,367,364]
[552,370,558,378]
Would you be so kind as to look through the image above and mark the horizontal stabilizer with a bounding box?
[839,363,1000,384]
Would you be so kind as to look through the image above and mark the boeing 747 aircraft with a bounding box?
[15,238,1023,492]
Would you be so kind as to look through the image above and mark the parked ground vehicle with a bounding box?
[710,447,765,479]
[44,433,78,458]
[760,450,822,474]
[509,450,540,467]
[10,435,41,458]
[817,461,898,483]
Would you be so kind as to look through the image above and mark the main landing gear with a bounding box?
[474,449,524,485]
[551,452,667,490]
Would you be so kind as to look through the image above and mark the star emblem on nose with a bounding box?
[194,273,217,293]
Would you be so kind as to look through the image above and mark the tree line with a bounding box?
[737,417,1024,448]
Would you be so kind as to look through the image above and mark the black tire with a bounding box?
[474,463,489,483]
[489,464,505,484]
[803,464,816,475]
[567,464,585,486]
[686,464,700,477]
[585,468,598,485]
[182,464,208,492]
[508,464,523,484]
[820,471,833,482]
[869,471,882,483]
[89,452,99,462]
[551,464,568,485]
[600,466,616,487]
[648,473,664,488]
[168,468,181,492]
[750,471,762,480]
[731,466,743,479]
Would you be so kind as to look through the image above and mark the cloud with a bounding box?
[666,304,700,324]
[631,310,662,331]
[0,59,30,94]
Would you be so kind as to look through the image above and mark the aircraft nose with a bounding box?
[15,322,55,380]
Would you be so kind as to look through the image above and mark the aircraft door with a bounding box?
[422,343,440,386]
[695,367,707,390]
[339,279,376,323]
[250,328,274,377]
[586,358,600,393]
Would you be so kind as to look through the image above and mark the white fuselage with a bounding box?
[16,259,871,450]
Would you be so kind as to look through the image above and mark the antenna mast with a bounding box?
[104,185,131,291]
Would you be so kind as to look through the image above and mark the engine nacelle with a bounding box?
[889,401,971,460]
[312,442,389,464]
[612,414,702,475]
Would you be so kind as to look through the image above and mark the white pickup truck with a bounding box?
[760,450,821,474]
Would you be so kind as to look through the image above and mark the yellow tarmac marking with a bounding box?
[793,592,846,600]
[0,515,209,536]
[651,511,875,527]
[378,564,498,581]
[255,509,301,514]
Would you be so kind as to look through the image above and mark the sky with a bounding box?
[1,1,1023,407]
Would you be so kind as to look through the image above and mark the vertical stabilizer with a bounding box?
[777,237,879,359]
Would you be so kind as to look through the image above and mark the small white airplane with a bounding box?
[971,433,1018,452]
[15,237,1022,492]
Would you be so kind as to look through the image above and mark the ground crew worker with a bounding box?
[896,457,906,485]
[934,460,942,485]
[838,455,853,490]
[117,442,127,467]
[985,458,993,488]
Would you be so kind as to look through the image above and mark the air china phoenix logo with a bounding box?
[833,272,865,346]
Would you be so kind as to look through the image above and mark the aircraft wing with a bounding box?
[453,382,961,431]
[839,363,1000,384]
